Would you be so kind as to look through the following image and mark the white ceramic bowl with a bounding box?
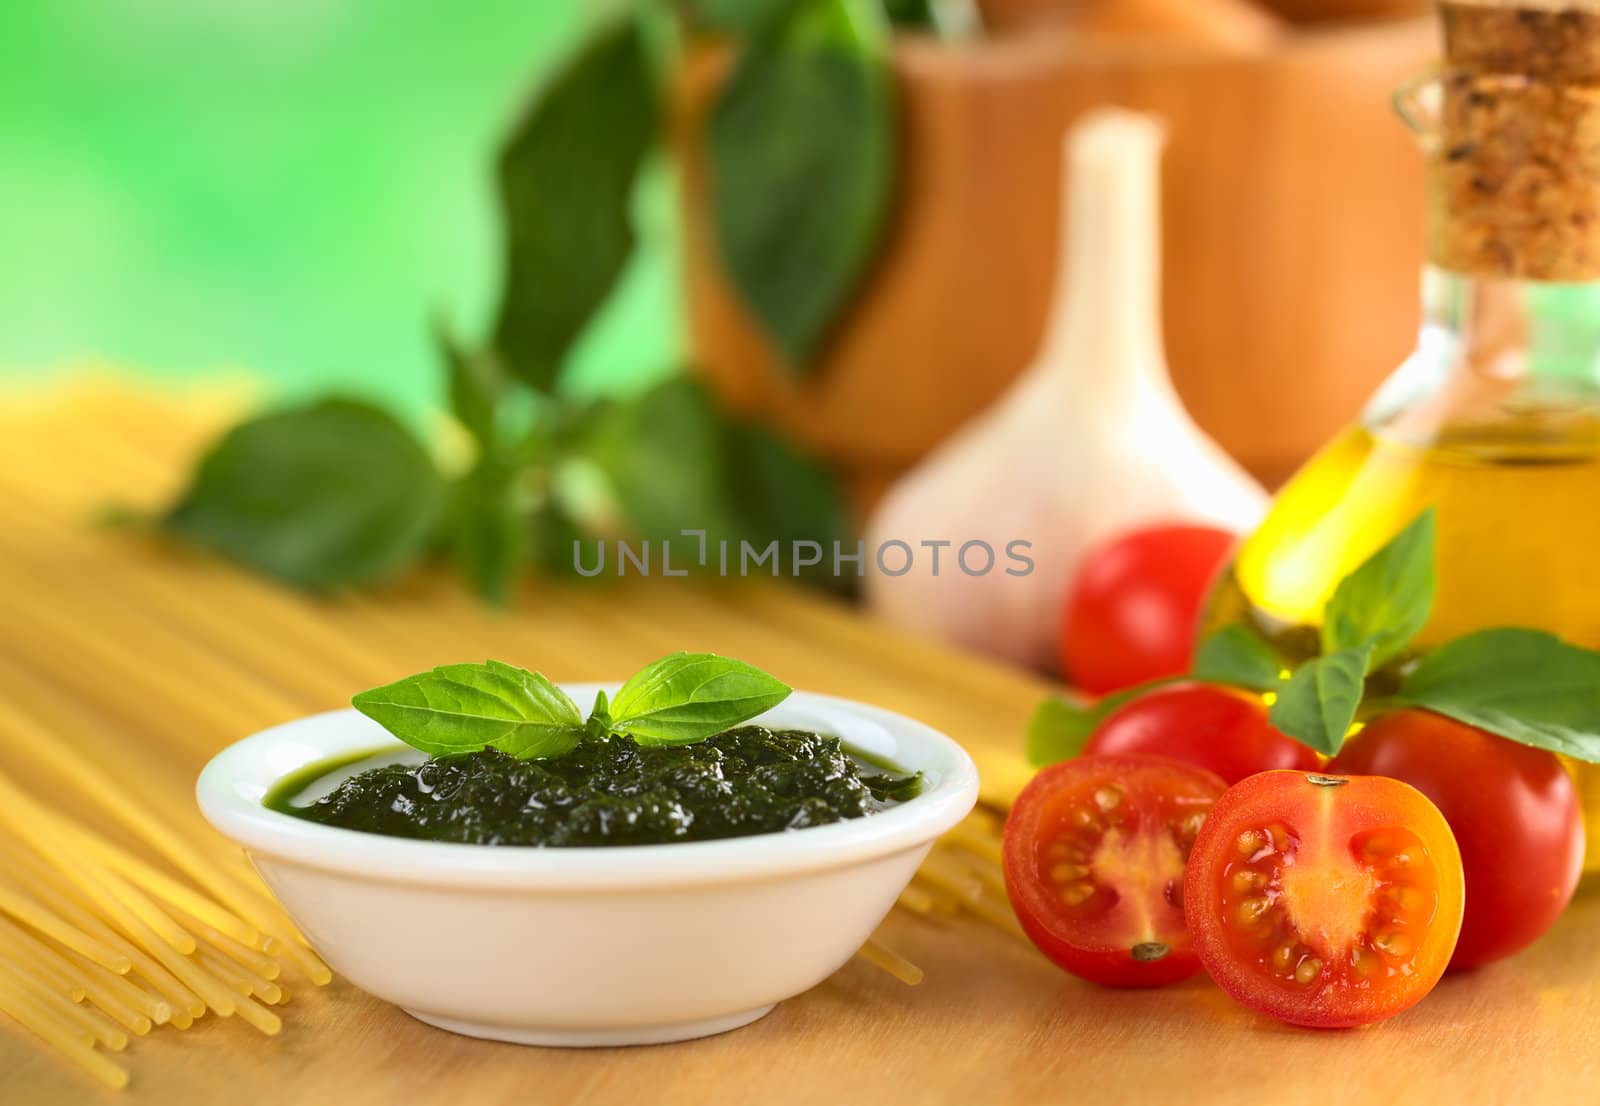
[197,685,979,1047]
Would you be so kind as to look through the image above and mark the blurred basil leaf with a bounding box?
[576,375,850,587]
[681,0,798,35]
[163,400,443,591]
[1024,678,1178,766]
[494,18,659,391]
[436,319,501,448]
[882,0,979,34]
[447,459,528,605]
[1025,695,1099,766]
[707,0,893,369]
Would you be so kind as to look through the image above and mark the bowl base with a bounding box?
[402,1003,776,1048]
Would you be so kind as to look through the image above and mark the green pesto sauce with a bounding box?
[264,727,923,847]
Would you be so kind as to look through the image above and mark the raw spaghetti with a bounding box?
[0,381,1032,1089]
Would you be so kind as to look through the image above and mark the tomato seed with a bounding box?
[1232,869,1264,893]
[1050,863,1090,882]
[1093,786,1124,813]
[1351,947,1377,975]
[1061,882,1094,906]
[1374,931,1413,958]
[1293,957,1323,984]
[1237,897,1271,925]
[1236,830,1264,857]
[1386,885,1423,912]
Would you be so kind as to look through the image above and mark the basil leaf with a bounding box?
[1268,646,1372,756]
[1025,695,1099,766]
[1320,508,1435,667]
[609,652,791,745]
[1024,678,1179,766]
[352,660,585,759]
[882,0,980,34]
[682,0,796,34]
[436,320,500,449]
[576,376,849,588]
[163,400,443,591]
[446,460,528,605]
[493,18,658,391]
[720,418,853,593]
[1192,626,1285,693]
[707,0,893,368]
[1396,628,1600,761]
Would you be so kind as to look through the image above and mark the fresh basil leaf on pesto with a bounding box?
[351,660,586,759]
[609,652,791,745]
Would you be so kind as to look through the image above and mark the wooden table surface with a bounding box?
[2,381,1598,1105]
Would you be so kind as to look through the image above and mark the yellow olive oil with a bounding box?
[1207,419,1600,869]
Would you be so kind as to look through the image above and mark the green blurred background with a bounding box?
[0,0,676,417]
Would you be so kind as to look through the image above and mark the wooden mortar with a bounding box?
[674,19,1438,511]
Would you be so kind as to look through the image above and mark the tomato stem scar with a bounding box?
[1306,775,1348,787]
[1131,942,1171,962]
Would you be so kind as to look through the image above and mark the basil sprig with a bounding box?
[1200,506,1600,761]
[351,652,791,760]
[1030,504,1600,766]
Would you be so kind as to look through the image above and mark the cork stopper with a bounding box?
[1427,0,1600,280]
[1442,0,1600,81]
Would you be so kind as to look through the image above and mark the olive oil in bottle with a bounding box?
[1207,0,1600,868]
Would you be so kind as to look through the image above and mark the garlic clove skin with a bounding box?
[862,107,1267,670]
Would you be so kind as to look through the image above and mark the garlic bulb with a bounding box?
[862,107,1267,670]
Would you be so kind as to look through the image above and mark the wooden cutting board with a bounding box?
[1,380,1597,1105]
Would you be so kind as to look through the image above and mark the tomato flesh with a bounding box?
[1003,755,1227,987]
[1330,710,1584,970]
[1185,771,1464,1028]
[1085,682,1319,784]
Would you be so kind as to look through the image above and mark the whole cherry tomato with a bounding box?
[1061,525,1236,694]
[1085,681,1318,784]
[1184,770,1464,1028]
[1329,710,1584,971]
[1003,754,1227,987]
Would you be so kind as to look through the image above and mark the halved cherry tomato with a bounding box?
[1003,754,1227,987]
[1061,525,1236,694]
[1329,710,1584,971]
[1085,682,1318,784]
[1184,770,1464,1028]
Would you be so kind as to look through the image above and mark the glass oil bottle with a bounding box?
[1205,0,1600,868]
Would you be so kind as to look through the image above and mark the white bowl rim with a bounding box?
[197,686,980,891]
